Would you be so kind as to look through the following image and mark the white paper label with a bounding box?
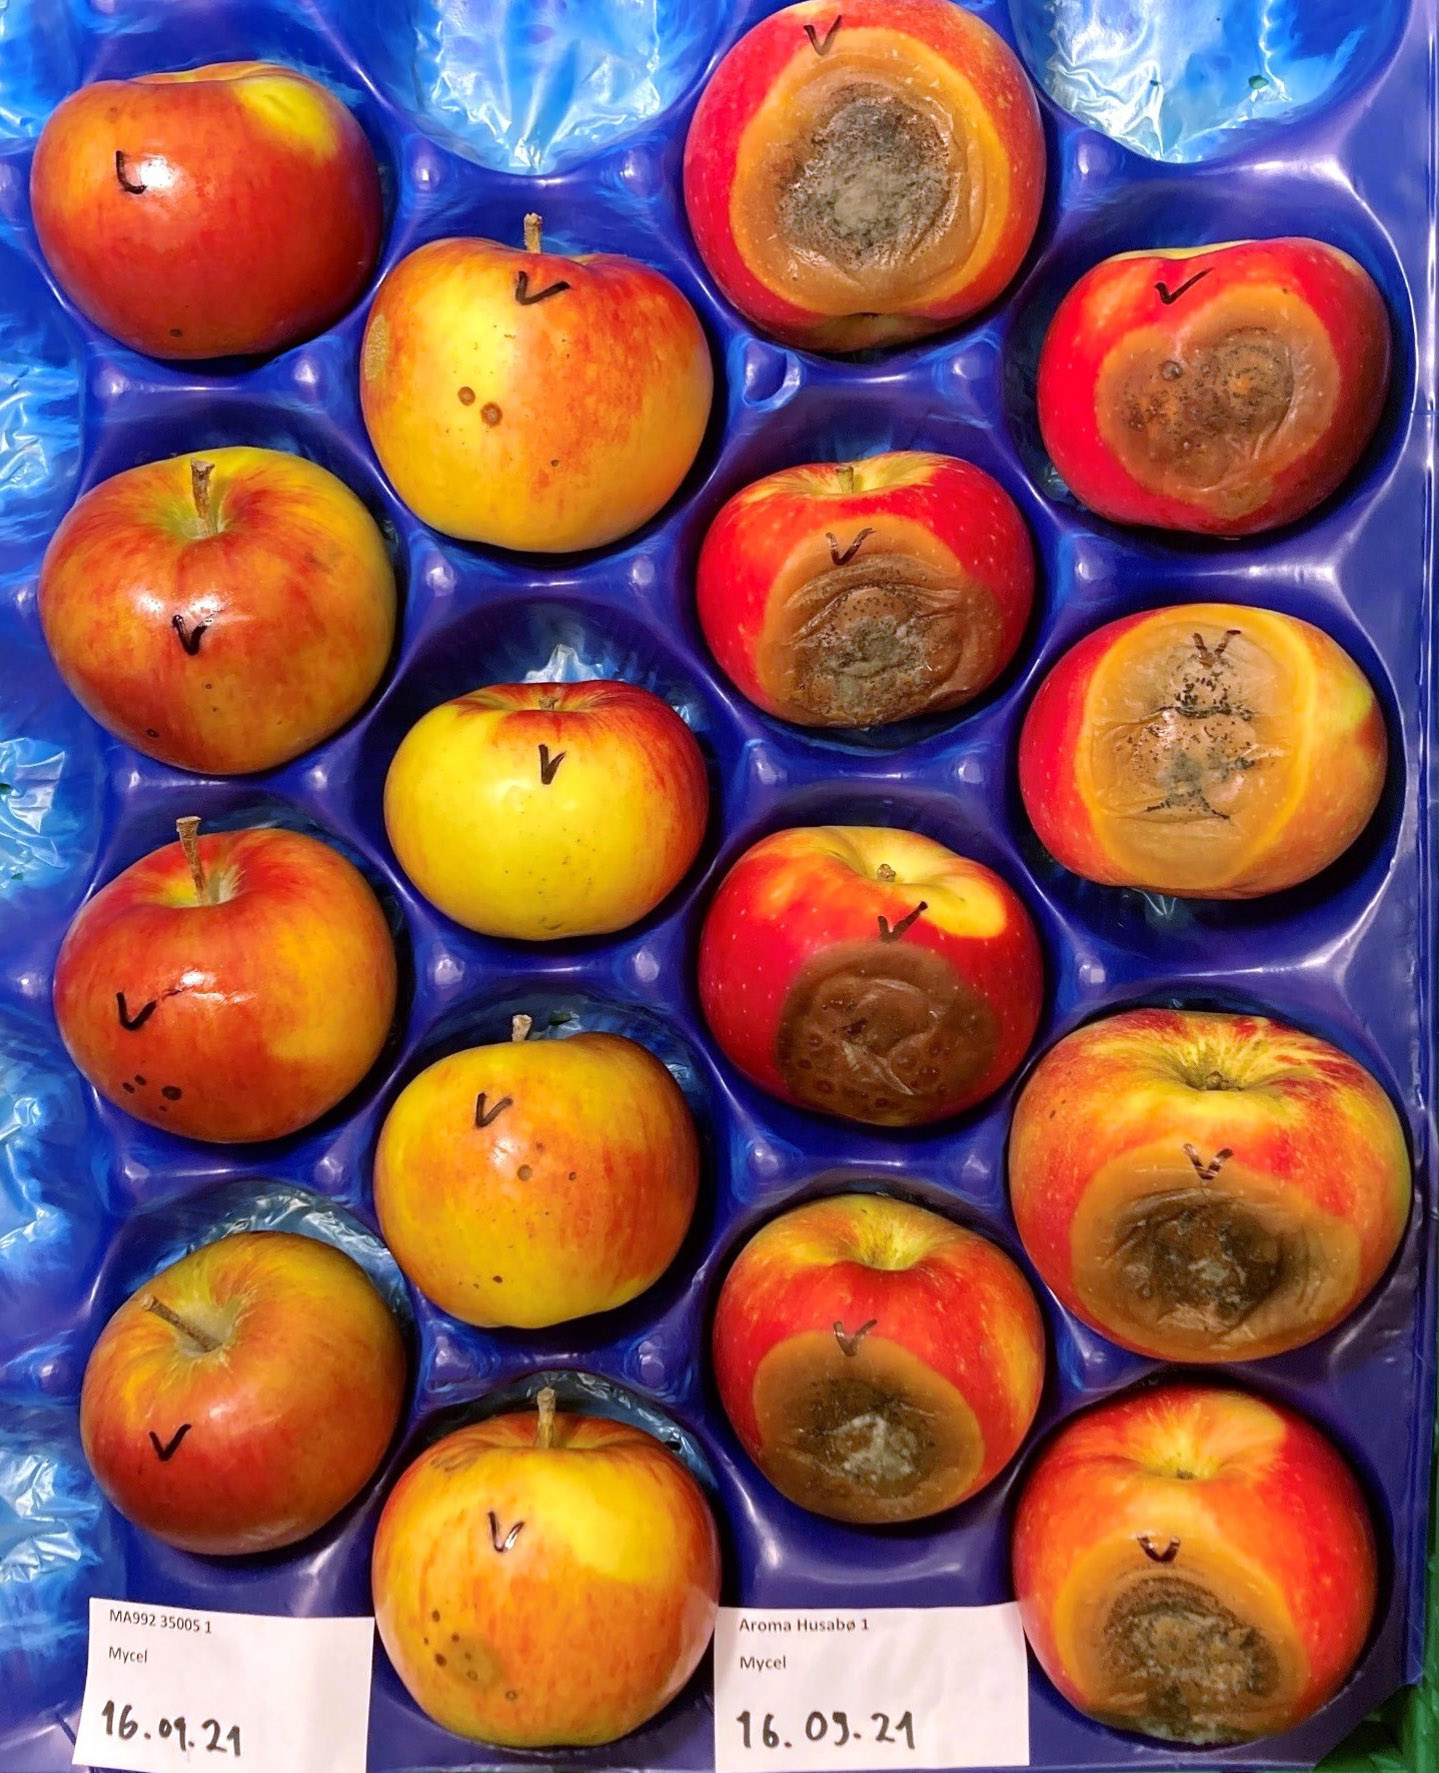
[72,1598,374,1773]
[713,1605,1030,1773]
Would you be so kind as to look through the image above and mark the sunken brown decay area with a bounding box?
[776,940,996,1123]
[777,84,953,278]
[790,1374,941,1506]
[1111,1193,1287,1336]
[1121,328,1296,490]
[1102,1576,1279,1744]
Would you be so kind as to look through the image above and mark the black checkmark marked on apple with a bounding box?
[877,901,927,942]
[116,991,157,1032]
[475,1093,513,1129]
[114,150,146,194]
[826,526,873,566]
[487,1510,524,1552]
[171,614,209,656]
[514,271,570,307]
[804,15,842,54]
[148,1424,192,1463]
[1154,268,1212,306]
[1138,1534,1181,1564]
[537,744,565,784]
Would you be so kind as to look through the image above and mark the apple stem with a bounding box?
[836,463,856,494]
[524,212,543,254]
[876,862,896,882]
[535,1385,557,1449]
[190,458,216,534]
[144,1294,222,1355]
[176,816,214,905]
[512,1013,533,1043]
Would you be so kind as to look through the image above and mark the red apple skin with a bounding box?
[695,452,1034,728]
[697,826,1044,1126]
[1012,1383,1377,1745]
[682,0,1044,352]
[712,1193,1045,1522]
[30,61,382,360]
[80,1231,407,1556]
[53,824,397,1142]
[39,448,396,774]
[1037,238,1391,534]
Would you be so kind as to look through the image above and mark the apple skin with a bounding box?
[360,224,712,550]
[712,1193,1045,1523]
[682,0,1044,352]
[80,1231,406,1556]
[39,448,395,775]
[1009,1008,1411,1363]
[374,1025,700,1329]
[384,680,708,940]
[30,61,381,360]
[695,451,1034,728]
[53,823,397,1142]
[1037,238,1391,534]
[372,1401,721,1748]
[1012,1383,1377,1745]
[1018,601,1387,898]
[697,825,1043,1126]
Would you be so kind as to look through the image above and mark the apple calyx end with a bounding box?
[875,862,897,883]
[523,212,543,254]
[176,815,215,905]
[143,1293,223,1355]
[511,1013,533,1043]
[189,458,216,534]
[535,1385,557,1449]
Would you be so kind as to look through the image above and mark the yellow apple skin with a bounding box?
[373,1029,699,1328]
[372,1405,721,1747]
[383,681,709,939]
[359,229,713,550]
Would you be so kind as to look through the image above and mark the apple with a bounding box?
[1018,601,1387,897]
[39,448,395,775]
[374,1015,699,1329]
[1009,1007,1411,1363]
[384,679,708,940]
[682,0,1045,353]
[698,825,1043,1126]
[696,451,1034,728]
[372,1388,720,1747]
[80,1230,406,1555]
[30,61,382,360]
[1037,237,1391,534]
[360,214,712,550]
[1012,1382,1377,1745]
[712,1192,1044,1523]
[54,817,397,1142]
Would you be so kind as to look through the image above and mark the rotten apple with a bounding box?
[31,61,381,360]
[54,817,397,1142]
[1012,1382,1377,1745]
[372,1388,721,1747]
[40,449,396,775]
[1037,237,1392,534]
[712,1192,1044,1523]
[697,825,1043,1126]
[696,451,1034,728]
[360,214,712,550]
[1018,602,1387,897]
[80,1230,406,1556]
[682,0,1045,352]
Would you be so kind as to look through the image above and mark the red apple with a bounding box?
[30,61,382,359]
[80,1230,406,1555]
[1012,1383,1377,1745]
[1009,1008,1411,1362]
[360,214,712,550]
[1037,238,1391,534]
[372,1388,721,1747]
[374,1014,699,1329]
[384,679,708,940]
[40,448,396,775]
[697,825,1043,1126]
[1018,601,1387,897]
[696,451,1033,728]
[713,1192,1044,1522]
[54,817,397,1142]
[682,0,1045,352]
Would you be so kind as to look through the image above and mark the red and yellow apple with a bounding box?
[1012,1383,1377,1744]
[696,451,1033,728]
[372,1388,721,1747]
[40,448,395,774]
[80,1230,406,1555]
[374,1016,699,1329]
[698,825,1043,1125]
[361,215,712,550]
[1037,238,1392,534]
[54,817,397,1142]
[1009,1008,1411,1363]
[384,679,708,940]
[682,0,1045,352]
[1018,602,1387,897]
[713,1193,1044,1522]
[31,61,382,359]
